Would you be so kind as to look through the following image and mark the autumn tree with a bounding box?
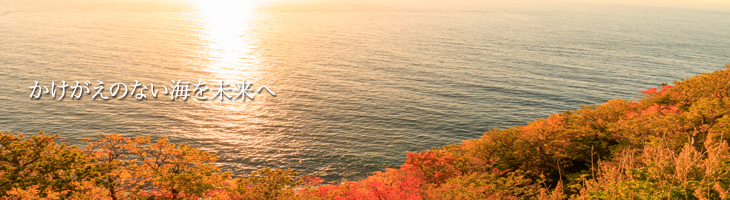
[0,131,99,198]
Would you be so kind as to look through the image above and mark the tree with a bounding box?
[0,131,99,198]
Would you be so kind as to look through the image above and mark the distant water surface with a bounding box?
[1,0,729,180]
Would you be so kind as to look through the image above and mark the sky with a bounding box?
[563,0,730,7]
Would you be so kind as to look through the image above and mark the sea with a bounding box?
[1,0,729,181]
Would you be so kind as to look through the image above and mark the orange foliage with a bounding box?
[3,64,730,199]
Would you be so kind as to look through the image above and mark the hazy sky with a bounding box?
[334,0,730,10]
[565,0,730,6]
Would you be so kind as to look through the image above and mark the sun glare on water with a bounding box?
[192,0,265,81]
[182,0,281,144]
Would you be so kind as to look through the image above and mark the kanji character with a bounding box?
[233,81,255,102]
[169,80,190,101]
[211,80,232,102]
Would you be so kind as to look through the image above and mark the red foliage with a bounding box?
[402,151,460,184]
[661,85,673,92]
[303,175,324,186]
[641,87,658,95]
[304,178,423,200]
[625,104,682,119]
[641,85,673,96]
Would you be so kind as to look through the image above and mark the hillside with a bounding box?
[2,65,730,199]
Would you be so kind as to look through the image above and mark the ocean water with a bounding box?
[1,0,729,181]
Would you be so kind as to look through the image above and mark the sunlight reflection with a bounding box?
[193,0,264,81]
[183,0,280,145]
